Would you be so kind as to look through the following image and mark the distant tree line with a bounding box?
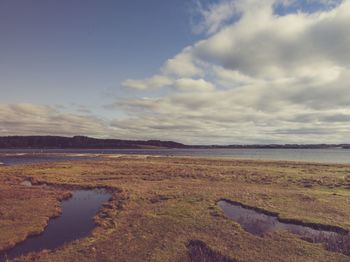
[0,136,188,149]
[0,136,348,149]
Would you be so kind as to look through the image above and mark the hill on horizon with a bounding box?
[0,136,349,149]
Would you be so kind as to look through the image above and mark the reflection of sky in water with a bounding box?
[218,200,349,255]
[219,201,279,236]
[0,190,111,262]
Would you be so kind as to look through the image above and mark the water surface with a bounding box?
[0,189,111,261]
[218,200,350,256]
[0,154,99,166]
[1,148,350,163]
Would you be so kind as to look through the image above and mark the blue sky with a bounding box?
[1,0,349,144]
[0,1,198,106]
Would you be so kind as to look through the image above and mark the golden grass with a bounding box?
[1,156,350,261]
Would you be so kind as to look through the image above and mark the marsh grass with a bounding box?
[1,156,350,261]
[187,240,237,262]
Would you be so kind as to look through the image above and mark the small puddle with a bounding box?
[218,200,350,256]
[0,189,111,261]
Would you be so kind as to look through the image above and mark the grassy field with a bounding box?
[1,156,350,261]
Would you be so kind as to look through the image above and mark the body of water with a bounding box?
[1,148,350,164]
[0,189,111,261]
[218,200,350,256]
[0,153,100,166]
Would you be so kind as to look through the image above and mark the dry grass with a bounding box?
[1,156,350,261]
[187,240,236,262]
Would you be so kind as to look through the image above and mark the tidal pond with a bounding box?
[0,189,111,261]
[218,200,350,256]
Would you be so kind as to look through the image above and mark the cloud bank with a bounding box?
[118,0,350,144]
[0,104,109,137]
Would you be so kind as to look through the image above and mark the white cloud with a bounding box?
[174,78,215,91]
[191,0,241,35]
[194,5,350,79]
[122,75,173,90]
[112,0,350,144]
[122,47,202,90]
[161,47,203,77]
[0,103,109,137]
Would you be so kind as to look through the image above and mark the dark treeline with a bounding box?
[0,136,348,149]
[0,136,188,149]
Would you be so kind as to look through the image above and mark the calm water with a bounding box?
[218,200,350,256]
[1,148,350,164]
[0,154,100,166]
[0,189,111,261]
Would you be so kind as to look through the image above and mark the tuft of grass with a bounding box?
[187,240,237,262]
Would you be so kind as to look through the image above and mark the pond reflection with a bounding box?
[218,200,350,256]
[0,189,111,261]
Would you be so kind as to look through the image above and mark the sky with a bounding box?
[0,0,349,145]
